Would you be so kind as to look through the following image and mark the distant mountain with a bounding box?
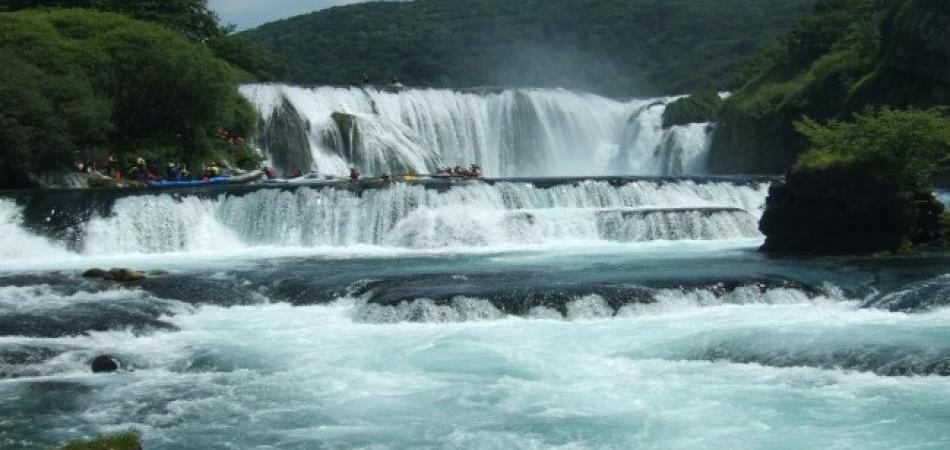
[243,0,815,97]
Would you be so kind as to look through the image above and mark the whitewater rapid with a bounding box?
[241,85,715,177]
[3,284,950,449]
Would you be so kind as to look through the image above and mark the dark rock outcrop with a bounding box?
[759,165,945,254]
[90,355,120,373]
[82,268,146,283]
[257,97,313,175]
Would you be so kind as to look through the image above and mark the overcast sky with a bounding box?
[208,0,374,30]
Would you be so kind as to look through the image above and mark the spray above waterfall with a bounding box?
[241,85,717,177]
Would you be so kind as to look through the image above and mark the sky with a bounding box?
[208,0,374,30]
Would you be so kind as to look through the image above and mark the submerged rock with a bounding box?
[109,268,145,282]
[81,268,110,279]
[90,355,120,373]
[82,268,146,282]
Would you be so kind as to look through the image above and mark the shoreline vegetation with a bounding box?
[0,0,285,189]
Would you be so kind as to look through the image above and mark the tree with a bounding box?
[0,9,261,178]
[1,0,285,80]
[794,108,950,189]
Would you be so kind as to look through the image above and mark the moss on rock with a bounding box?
[661,90,723,128]
[331,112,361,161]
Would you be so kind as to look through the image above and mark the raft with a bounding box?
[147,170,265,188]
[147,177,231,187]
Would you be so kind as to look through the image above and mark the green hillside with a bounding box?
[243,0,816,96]
[710,0,950,174]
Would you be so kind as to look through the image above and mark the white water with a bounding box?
[241,85,715,177]
[0,199,69,260]
[5,295,950,449]
[77,181,767,254]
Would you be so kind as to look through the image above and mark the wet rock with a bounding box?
[82,268,109,279]
[83,268,146,282]
[90,355,120,373]
[147,270,171,277]
[108,268,145,283]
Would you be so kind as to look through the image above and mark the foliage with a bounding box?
[0,9,260,177]
[661,90,723,128]
[758,108,950,254]
[2,0,220,40]
[54,431,141,450]
[243,0,816,96]
[0,0,285,81]
[711,0,950,173]
[794,108,950,189]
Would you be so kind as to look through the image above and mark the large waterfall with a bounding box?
[241,85,715,177]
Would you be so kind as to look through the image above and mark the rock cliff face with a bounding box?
[256,97,313,175]
[759,165,946,254]
[710,0,950,175]
[887,0,950,86]
[848,0,950,108]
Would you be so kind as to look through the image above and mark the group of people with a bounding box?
[73,154,228,183]
[128,159,228,182]
[436,164,483,178]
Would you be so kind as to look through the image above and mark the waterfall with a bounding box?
[76,180,767,254]
[0,179,769,257]
[241,85,715,177]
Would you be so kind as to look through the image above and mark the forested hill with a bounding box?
[243,0,816,97]
[709,0,950,174]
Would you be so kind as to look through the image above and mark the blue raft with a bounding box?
[147,177,231,188]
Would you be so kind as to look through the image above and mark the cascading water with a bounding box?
[241,85,716,177]
[71,180,767,254]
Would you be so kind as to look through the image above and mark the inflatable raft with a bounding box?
[147,169,265,188]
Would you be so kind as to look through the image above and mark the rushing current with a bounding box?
[2,89,950,448]
[241,85,715,177]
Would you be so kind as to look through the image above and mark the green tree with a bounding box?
[1,0,285,80]
[794,108,950,189]
[0,9,261,178]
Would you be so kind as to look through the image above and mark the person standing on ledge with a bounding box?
[350,167,361,181]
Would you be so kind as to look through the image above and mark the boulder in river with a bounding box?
[82,268,147,282]
[82,268,110,279]
[108,268,146,282]
[90,355,120,373]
